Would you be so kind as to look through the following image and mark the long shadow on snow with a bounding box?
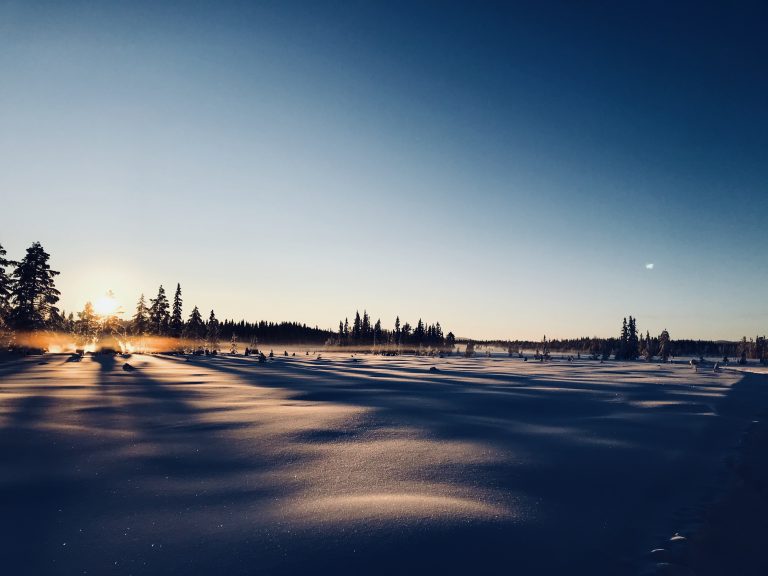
[0,355,298,576]
[152,355,764,575]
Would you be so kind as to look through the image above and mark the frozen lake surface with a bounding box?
[1,353,766,575]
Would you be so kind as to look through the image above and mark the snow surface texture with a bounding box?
[1,354,766,575]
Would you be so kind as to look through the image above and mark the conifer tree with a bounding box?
[401,322,412,343]
[59,311,75,336]
[628,316,639,360]
[352,311,362,343]
[643,330,654,360]
[618,318,629,359]
[230,332,238,355]
[658,329,671,362]
[206,310,220,351]
[8,242,60,331]
[132,294,150,336]
[362,311,371,343]
[76,301,99,341]
[185,306,206,344]
[148,285,170,335]
[414,319,425,344]
[170,283,183,337]
[0,243,14,327]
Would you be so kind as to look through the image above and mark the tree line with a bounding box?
[479,316,766,363]
[334,311,456,350]
[0,242,764,362]
[61,283,336,351]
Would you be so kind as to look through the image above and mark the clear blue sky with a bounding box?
[1,1,766,340]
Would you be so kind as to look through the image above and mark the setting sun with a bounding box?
[93,293,119,317]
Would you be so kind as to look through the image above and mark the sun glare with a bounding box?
[94,294,119,316]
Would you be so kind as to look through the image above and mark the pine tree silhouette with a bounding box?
[185,306,206,347]
[8,242,60,331]
[170,283,183,337]
[628,316,639,360]
[206,310,220,352]
[0,243,14,329]
[352,311,362,343]
[148,285,170,336]
[132,294,150,336]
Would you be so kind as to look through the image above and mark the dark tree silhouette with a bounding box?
[8,242,60,332]
[0,243,14,328]
[185,306,206,344]
[206,310,220,351]
[148,285,170,335]
[76,302,98,341]
[132,294,150,336]
[170,283,183,337]
[627,316,639,360]
[352,311,362,343]
[362,311,371,342]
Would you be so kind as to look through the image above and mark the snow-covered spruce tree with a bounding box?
[230,332,238,355]
[658,329,670,362]
[132,294,150,336]
[206,310,220,352]
[148,285,170,336]
[8,242,60,332]
[642,330,655,361]
[170,283,183,338]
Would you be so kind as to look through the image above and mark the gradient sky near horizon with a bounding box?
[1,1,766,340]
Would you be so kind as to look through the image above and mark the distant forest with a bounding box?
[474,315,766,363]
[0,241,765,363]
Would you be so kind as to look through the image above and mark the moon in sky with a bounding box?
[645,263,654,270]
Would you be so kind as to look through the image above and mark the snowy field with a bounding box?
[1,353,767,575]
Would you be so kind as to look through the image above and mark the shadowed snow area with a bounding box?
[1,354,766,575]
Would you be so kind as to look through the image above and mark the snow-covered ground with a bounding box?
[1,353,766,575]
